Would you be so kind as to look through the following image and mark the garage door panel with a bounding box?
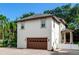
[27,38,47,50]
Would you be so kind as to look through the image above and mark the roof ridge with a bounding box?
[16,14,66,25]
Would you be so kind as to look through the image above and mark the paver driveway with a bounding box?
[0,48,79,55]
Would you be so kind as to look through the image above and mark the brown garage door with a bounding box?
[27,38,47,50]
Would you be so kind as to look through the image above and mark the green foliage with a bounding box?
[20,12,35,19]
[43,4,79,29]
[74,41,79,44]
[44,4,71,23]
[78,42,79,46]
[4,22,17,47]
[0,14,17,47]
[3,39,8,47]
[10,38,17,47]
[73,29,79,44]
[68,23,75,30]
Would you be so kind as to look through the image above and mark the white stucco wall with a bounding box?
[17,17,66,50]
[17,17,53,50]
[60,23,66,31]
[51,20,60,50]
[54,22,60,49]
[59,22,66,44]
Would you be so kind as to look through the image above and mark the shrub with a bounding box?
[10,39,17,47]
[3,39,8,47]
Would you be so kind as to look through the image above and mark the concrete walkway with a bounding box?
[53,49,79,55]
[0,48,79,55]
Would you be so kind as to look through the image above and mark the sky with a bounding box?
[0,3,76,21]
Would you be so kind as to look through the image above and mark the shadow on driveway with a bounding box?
[50,49,79,55]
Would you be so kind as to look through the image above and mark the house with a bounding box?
[17,14,73,50]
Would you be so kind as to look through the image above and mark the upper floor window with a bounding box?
[41,19,46,28]
[21,23,24,29]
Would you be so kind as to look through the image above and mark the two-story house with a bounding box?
[17,14,67,50]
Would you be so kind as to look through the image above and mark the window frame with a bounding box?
[21,23,25,29]
[41,19,46,28]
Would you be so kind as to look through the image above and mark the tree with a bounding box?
[69,4,79,29]
[43,4,79,29]
[43,4,71,23]
[0,15,8,46]
[0,15,7,38]
[20,12,35,19]
[68,23,75,30]
[0,14,17,47]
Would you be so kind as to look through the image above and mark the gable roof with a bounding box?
[57,17,66,25]
[16,14,66,25]
[62,29,74,33]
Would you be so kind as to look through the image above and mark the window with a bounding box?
[41,19,46,28]
[21,23,24,29]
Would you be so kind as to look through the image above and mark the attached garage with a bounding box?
[27,38,47,50]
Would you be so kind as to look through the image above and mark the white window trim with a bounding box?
[41,19,46,28]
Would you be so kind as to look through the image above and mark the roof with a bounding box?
[58,17,66,25]
[16,14,66,25]
[62,29,74,33]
